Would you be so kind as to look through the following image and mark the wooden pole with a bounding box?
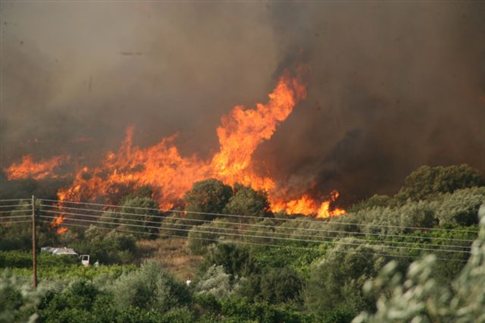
[31,195,37,289]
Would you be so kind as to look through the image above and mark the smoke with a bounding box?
[259,1,485,204]
[1,2,484,205]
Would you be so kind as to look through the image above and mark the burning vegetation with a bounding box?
[4,71,345,218]
[5,155,67,181]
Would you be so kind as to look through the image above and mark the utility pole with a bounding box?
[31,195,37,289]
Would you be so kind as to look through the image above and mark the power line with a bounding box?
[0,204,30,209]
[0,220,32,225]
[38,214,473,255]
[0,215,32,220]
[38,205,477,243]
[0,199,31,203]
[37,219,469,263]
[39,198,480,234]
[0,209,32,215]
[39,209,472,251]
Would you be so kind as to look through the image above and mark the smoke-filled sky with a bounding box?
[1,1,484,204]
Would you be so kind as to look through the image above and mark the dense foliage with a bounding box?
[1,164,484,322]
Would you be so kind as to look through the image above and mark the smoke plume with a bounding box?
[1,2,484,205]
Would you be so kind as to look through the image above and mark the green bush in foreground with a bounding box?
[111,260,191,312]
[354,208,485,322]
[0,271,40,323]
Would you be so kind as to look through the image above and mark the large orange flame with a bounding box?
[7,72,345,219]
[4,155,66,181]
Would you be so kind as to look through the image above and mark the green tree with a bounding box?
[120,197,161,238]
[202,243,258,278]
[184,179,233,222]
[0,271,39,323]
[72,226,138,264]
[237,267,303,304]
[397,164,483,201]
[432,187,485,226]
[354,210,485,322]
[111,261,191,313]
[223,184,272,221]
[304,239,390,316]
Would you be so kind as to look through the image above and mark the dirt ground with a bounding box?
[137,238,203,281]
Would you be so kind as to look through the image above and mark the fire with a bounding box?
[7,71,346,219]
[51,214,68,234]
[4,155,66,180]
[271,191,346,218]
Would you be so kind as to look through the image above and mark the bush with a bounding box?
[397,164,483,201]
[223,184,272,220]
[187,219,244,255]
[219,297,307,323]
[184,179,233,222]
[195,265,233,299]
[259,267,303,304]
[111,261,190,313]
[120,197,161,239]
[0,251,77,269]
[71,226,138,264]
[304,239,391,315]
[353,212,485,322]
[0,271,40,323]
[432,187,485,227]
[187,221,222,255]
[237,267,303,304]
[201,244,257,278]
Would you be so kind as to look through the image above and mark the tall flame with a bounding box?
[7,72,345,219]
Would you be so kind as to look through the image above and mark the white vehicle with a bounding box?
[80,255,90,267]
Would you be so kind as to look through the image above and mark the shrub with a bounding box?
[223,184,272,220]
[353,211,485,322]
[38,279,110,323]
[237,267,303,304]
[432,187,485,227]
[202,243,257,278]
[304,239,391,315]
[184,179,233,221]
[259,267,303,304]
[187,219,243,255]
[120,197,161,239]
[111,261,190,313]
[0,271,39,323]
[397,164,483,201]
[71,226,138,264]
[195,265,232,299]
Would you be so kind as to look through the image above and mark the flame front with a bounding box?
[7,72,346,219]
[4,155,66,181]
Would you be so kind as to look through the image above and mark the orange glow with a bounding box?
[4,155,66,180]
[271,190,346,218]
[7,71,345,219]
[51,214,68,234]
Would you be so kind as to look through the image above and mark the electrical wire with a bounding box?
[38,205,477,243]
[39,198,480,234]
[37,219,469,263]
[0,209,32,215]
[38,214,472,255]
[0,220,32,225]
[38,209,472,251]
[0,198,31,203]
[0,204,30,209]
[0,215,31,220]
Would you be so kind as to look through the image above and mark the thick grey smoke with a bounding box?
[1,2,484,205]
